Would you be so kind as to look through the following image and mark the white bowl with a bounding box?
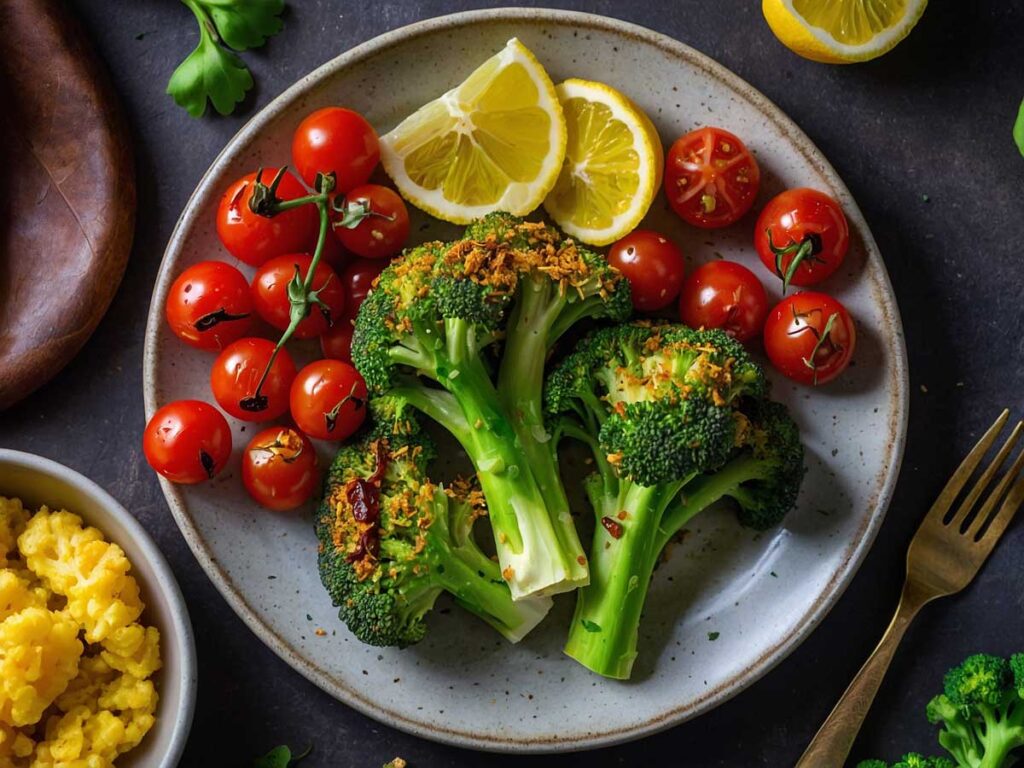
[0,449,195,768]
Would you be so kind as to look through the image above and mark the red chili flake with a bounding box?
[346,479,379,524]
[601,516,624,539]
[346,527,380,563]
[361,528,380,560]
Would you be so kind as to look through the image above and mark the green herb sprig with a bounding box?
[167,0,285,117]
[253,744,311,768]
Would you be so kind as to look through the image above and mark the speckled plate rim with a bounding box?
[143,7,910,753]
[0,449,197,767]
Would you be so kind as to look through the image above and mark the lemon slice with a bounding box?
[762,0,928,63]
[542,79,662,247]
[378,38,566,225]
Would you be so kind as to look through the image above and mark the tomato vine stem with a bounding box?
[240,167,335,412]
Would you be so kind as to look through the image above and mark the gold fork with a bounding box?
[796,409,1024,768]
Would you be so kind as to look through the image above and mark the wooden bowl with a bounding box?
[0,0,135,410]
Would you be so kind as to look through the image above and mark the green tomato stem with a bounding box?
[246,190,331,409]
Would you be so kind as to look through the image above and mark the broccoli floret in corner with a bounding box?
[857,755,955,768]
[350,223,594,600]
[546,321,800,679]
[315,398,552,647]
[925,653,1024,768]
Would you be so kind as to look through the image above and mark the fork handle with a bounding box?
[795,580,929,768]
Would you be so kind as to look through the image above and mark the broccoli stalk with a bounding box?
[546,322,802,679]
[315,398,551,646]
[463,213,632,594]
[351,247,587,600]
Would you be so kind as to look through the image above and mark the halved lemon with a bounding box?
[762,0,929,63]
[542,79,662,247]
[378,38,566,225]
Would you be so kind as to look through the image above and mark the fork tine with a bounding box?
[925,410,1010,523]
[974,470,1024,548]
[950,421,1023,530]
[967,440,1024,540]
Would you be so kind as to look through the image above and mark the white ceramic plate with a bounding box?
[144,9,908,752]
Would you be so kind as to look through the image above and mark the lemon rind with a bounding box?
[766,0,929,63]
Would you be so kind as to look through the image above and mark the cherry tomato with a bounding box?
[333,184,410,259]
[292,107,380,192]
[763,292,856,386]
[341,258,387,318]
[755,188,850,292]
[251,254,346,339]
[210,337,297,421]
[606,230,685,312]
[216,168,319,267]
[165,261,253,351]
[320,322,354,363]
[678,261,768,343]
[241,427,319,511]
[143,400,232,484]
[665,127,760,229]
[289,359,367,441]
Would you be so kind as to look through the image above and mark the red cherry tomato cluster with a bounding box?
[655,125,856,386]
[146,106,410,509]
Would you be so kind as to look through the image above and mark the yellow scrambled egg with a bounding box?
[0,497,161,768]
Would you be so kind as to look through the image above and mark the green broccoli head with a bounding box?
[857,755,955,768]
[925,653,1024,768]
[944,653,1012,709]
[1012,653,1024,697]
[600,397,739,486]
[894,755,955,768]
[727,399,805,530]
[546,322,765,414]
[545,321,767,486]
[463,211,556,248]
[315,399,441,647]
[316,396,553,646]
[350,244,443,393]
[463,212,631,338]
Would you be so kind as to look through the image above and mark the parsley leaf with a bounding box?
[167,0,285,118]
[1014,98,1024,158]
[196,0,285,51]
[253,744,311,768]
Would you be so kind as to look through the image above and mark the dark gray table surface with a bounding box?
[4,1,1023,766]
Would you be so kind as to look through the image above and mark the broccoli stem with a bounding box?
[977,702,1024,768]
[394,322,581,600]
[656,452,770,553]
[497,278,589,588]
[445,357,582,599]
[440,541,551,642]
[564,482,681,679]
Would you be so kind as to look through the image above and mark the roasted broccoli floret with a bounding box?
[924,653,1024,768]
[315,398,551,647]
[856,755,955,768]
[546,321,801,679]
[350,237,588,600]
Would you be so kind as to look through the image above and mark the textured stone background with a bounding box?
[4,1,1023,765]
